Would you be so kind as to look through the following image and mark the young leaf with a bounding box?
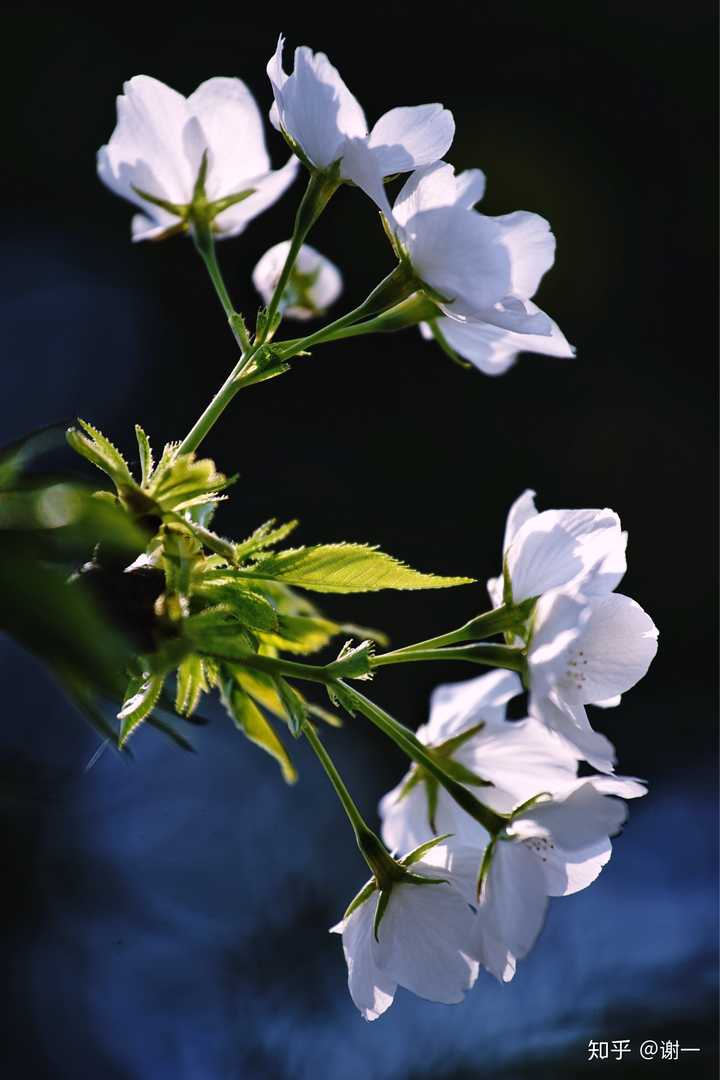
[234,518,299,563]
[117,672,165,745]
[220,676,297,783]
[175,654,207,717]
[135,425,154,487]
[194,582,279,632]
[67,419,135,490]
[245,544,475,593]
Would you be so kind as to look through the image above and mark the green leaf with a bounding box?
[147,451,232,513]
[117,672,165,746]
[175,655,207,717]
[66,420,135,490]
[220,676,297,783]
[234,668,288,721]
[259,613,339,655]
[194,581,279,632]
[162,523,202,596]
[184,606,257,658]
[246,544,474,593]
[135,425,154,487]
[234,518,299,563]
[275,677,308,737]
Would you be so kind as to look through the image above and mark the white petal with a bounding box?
[473,841,548,981]
[332,896,396,1020]
[130,213,171,242]
[372,871,478,1005]
[427,669,523,743]
[493,211,556,299]
[393,162,486,228]
[379,771,487,853]
[552,593,659,705]
[99,75,201,211]
[453,169,488,208]
[188,77,270,198]
[458,716,582,815]
[339,138,394,219]
[213,156,298,238]
[530,692,617,773]
[503,489,538,553]
[268,40,366,169]
[510,784,622,848]
[486,574,504,609]
[424,304,574,375]
[252,240,342,316]
[527,589,592,697]
[368,105,455,176]
[402,205,513,316]
[508,507,627,603]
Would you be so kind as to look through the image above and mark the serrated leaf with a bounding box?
[194,582,278,632]
[246,544,474,593]
[148,452,232,513]
[234,518,299,563]
[234,668,288,721]
[220,676,297,783]
[275,677,308,737]
[135,425,154,487]
[175,655,207,717]
[117,672,165,745]
[67,419,135,490]
[184,607,258,658]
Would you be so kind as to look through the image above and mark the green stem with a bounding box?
[303,722,402,886]
[371,643,526,672]
[375,605,525,660]
[303,722,368,842]
[177,348,256,456]
[274,292,439,354]
[192,222,250,352]
[261,170,341,342]
[338,682,507,836]
[274,264,417,359]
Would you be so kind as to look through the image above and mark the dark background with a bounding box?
[1,3,717,1077]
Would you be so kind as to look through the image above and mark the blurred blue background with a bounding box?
[1,3,717,1077]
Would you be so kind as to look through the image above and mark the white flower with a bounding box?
[252,241,342,319]
[267,37,454,214]
[487,489,628,608]
[331,850,478,1020]
[419,303,574,375]
[434,775,646,982]
[390,161,563,333]
[526,587,659,771]
[98,75,298,241]
[380,670,582,853]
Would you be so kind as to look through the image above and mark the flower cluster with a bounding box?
[6,34,656,1025]
[333,493,656,1019]
[99,35,573,376]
